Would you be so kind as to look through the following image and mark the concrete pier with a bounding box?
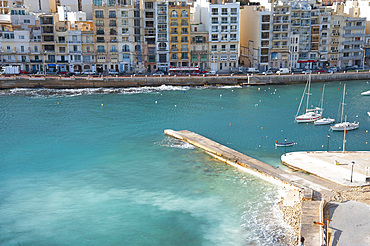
[164,129,369,246]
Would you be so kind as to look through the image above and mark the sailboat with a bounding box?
[295,74,322,123]
[314,85,335,125]
[330,84,359,131]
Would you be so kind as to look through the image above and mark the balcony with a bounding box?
[344,25,364,30]
[68,40,81,43]
[331,33,340,36]
[342,48,362,53]
[30,59,42,63]
[342,40,363,45]
[341,55,362,60]
[57,60,69,63]
[69,50,82,53]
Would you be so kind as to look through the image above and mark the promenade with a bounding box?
[1,70,370,89]
[164,129,370,246]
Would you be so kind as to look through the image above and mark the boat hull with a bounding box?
[360,90,370,96]
[314,118,335,125]
[296,114,321,123]
[330,122,359,131]
[275,142,294,147]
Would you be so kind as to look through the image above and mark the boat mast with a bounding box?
[295,80,308,118]
[319,84,325,115]
[340,84,346,123]
[305,73,311,112]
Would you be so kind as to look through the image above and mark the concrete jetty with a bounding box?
[164,129,369,246]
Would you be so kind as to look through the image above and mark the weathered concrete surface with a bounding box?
[281,151,370,187]
[300,201,322,246]
[326,201,370,246]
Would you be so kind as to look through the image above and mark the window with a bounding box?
[212,34,218,41]
[222,8,227,15]
[97,28,104,35]
[181,19,188,26]
[181,53,188,59]
[212,17,218,24]
[93,0,102,6]
[19,35,25,39]
[181,45,188,52]
[211,45,217,52]
[75,55,81,61]
[181,10,188,18]
[122,28,129,34]
[221,34,227,41]
[231,17,237,24]
[212,26,218,32]
[221,17,227,24]
[97,45,105,52]
[171,37,178,43]
[230,34,236,40]
[21,46,24,52]
[231,8,237,15]
[24,19,30,23]
[111,46,117,52]
[121,10,128,18]
[221,26,228,32]
[171,53,177,60]
[212,8,218,15]
[122,19,128,26]
[122,37,129,42]
[96,20,104,27]
[221,45,226,52]
[122,54,130,61]
[171,10,178,18]
[181,28,188,35]
[230,44,236,51]
[109,10,116,18]
[35,46,38,52]
[181,36,188,43]
[122,44,130,52]
[95,10,104,18]
[211,54,218,61]
[171,19,178,26]
[159,54,167,63]
[97,37,105,42]
[220,54,227,61]
[109,20,116,26]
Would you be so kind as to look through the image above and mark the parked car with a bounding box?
[108,70,119,75]
[205,71,217,75]
[153,71,165,76]
[246,68,259,74]
[292,68,303,73]
[276,68,290,74]
[301,69,312,74]
[20,70,30,74]
[57,71,68,75]
[83,71,95,75]
[328,67,338,73]
[262,70,273,75]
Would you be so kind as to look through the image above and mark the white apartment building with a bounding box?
[0,30,30,71]
[156,1,169,72]
[194,0,240,73]
[117,5,135,72]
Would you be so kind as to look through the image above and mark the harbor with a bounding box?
[164,129,370,246]
[1,71,370,89]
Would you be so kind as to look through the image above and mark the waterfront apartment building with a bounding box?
[190,23,208,70]
[241,0,366,72]
[193,0,240,73]
[168,1,190,68]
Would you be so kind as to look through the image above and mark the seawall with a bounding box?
[1,71,370,89]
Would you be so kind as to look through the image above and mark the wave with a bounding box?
[156,137,196,149]
[0,85,191,97]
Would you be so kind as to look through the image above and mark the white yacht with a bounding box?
[314,118,335,125]
[331,84,359,131]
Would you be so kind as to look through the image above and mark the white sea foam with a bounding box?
[156,137,196,149]
[0,85,191,97]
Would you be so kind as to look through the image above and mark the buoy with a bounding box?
[231,90,233,92]
[366,142,368,144]
[322,145,324,148]
[261,136,263,139]
[155,101,157,104]
[261,127,263,129]
[279,96,280,98]
[259,145,261,147]
[57,102,59,104]
[101,104,103,106]
[366,130,368,133]
[258,88,260,91]
[266,136,268,138]
[220,94,222,97]
[28,98,30,100]
[175,105,177,107]
[281,130,283,132]
[229,123,231,126]
[296,98,298,100]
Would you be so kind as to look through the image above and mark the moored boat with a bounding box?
[314,118,335,125]
[275,141,294,147]
[360,90,370,96]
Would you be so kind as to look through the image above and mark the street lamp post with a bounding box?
[284,138,287,156]
[327,134,330,152]
[350,161,355,182]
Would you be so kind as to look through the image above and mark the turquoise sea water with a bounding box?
[0,81,369,245]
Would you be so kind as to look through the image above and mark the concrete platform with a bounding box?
[281,151,370,187]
